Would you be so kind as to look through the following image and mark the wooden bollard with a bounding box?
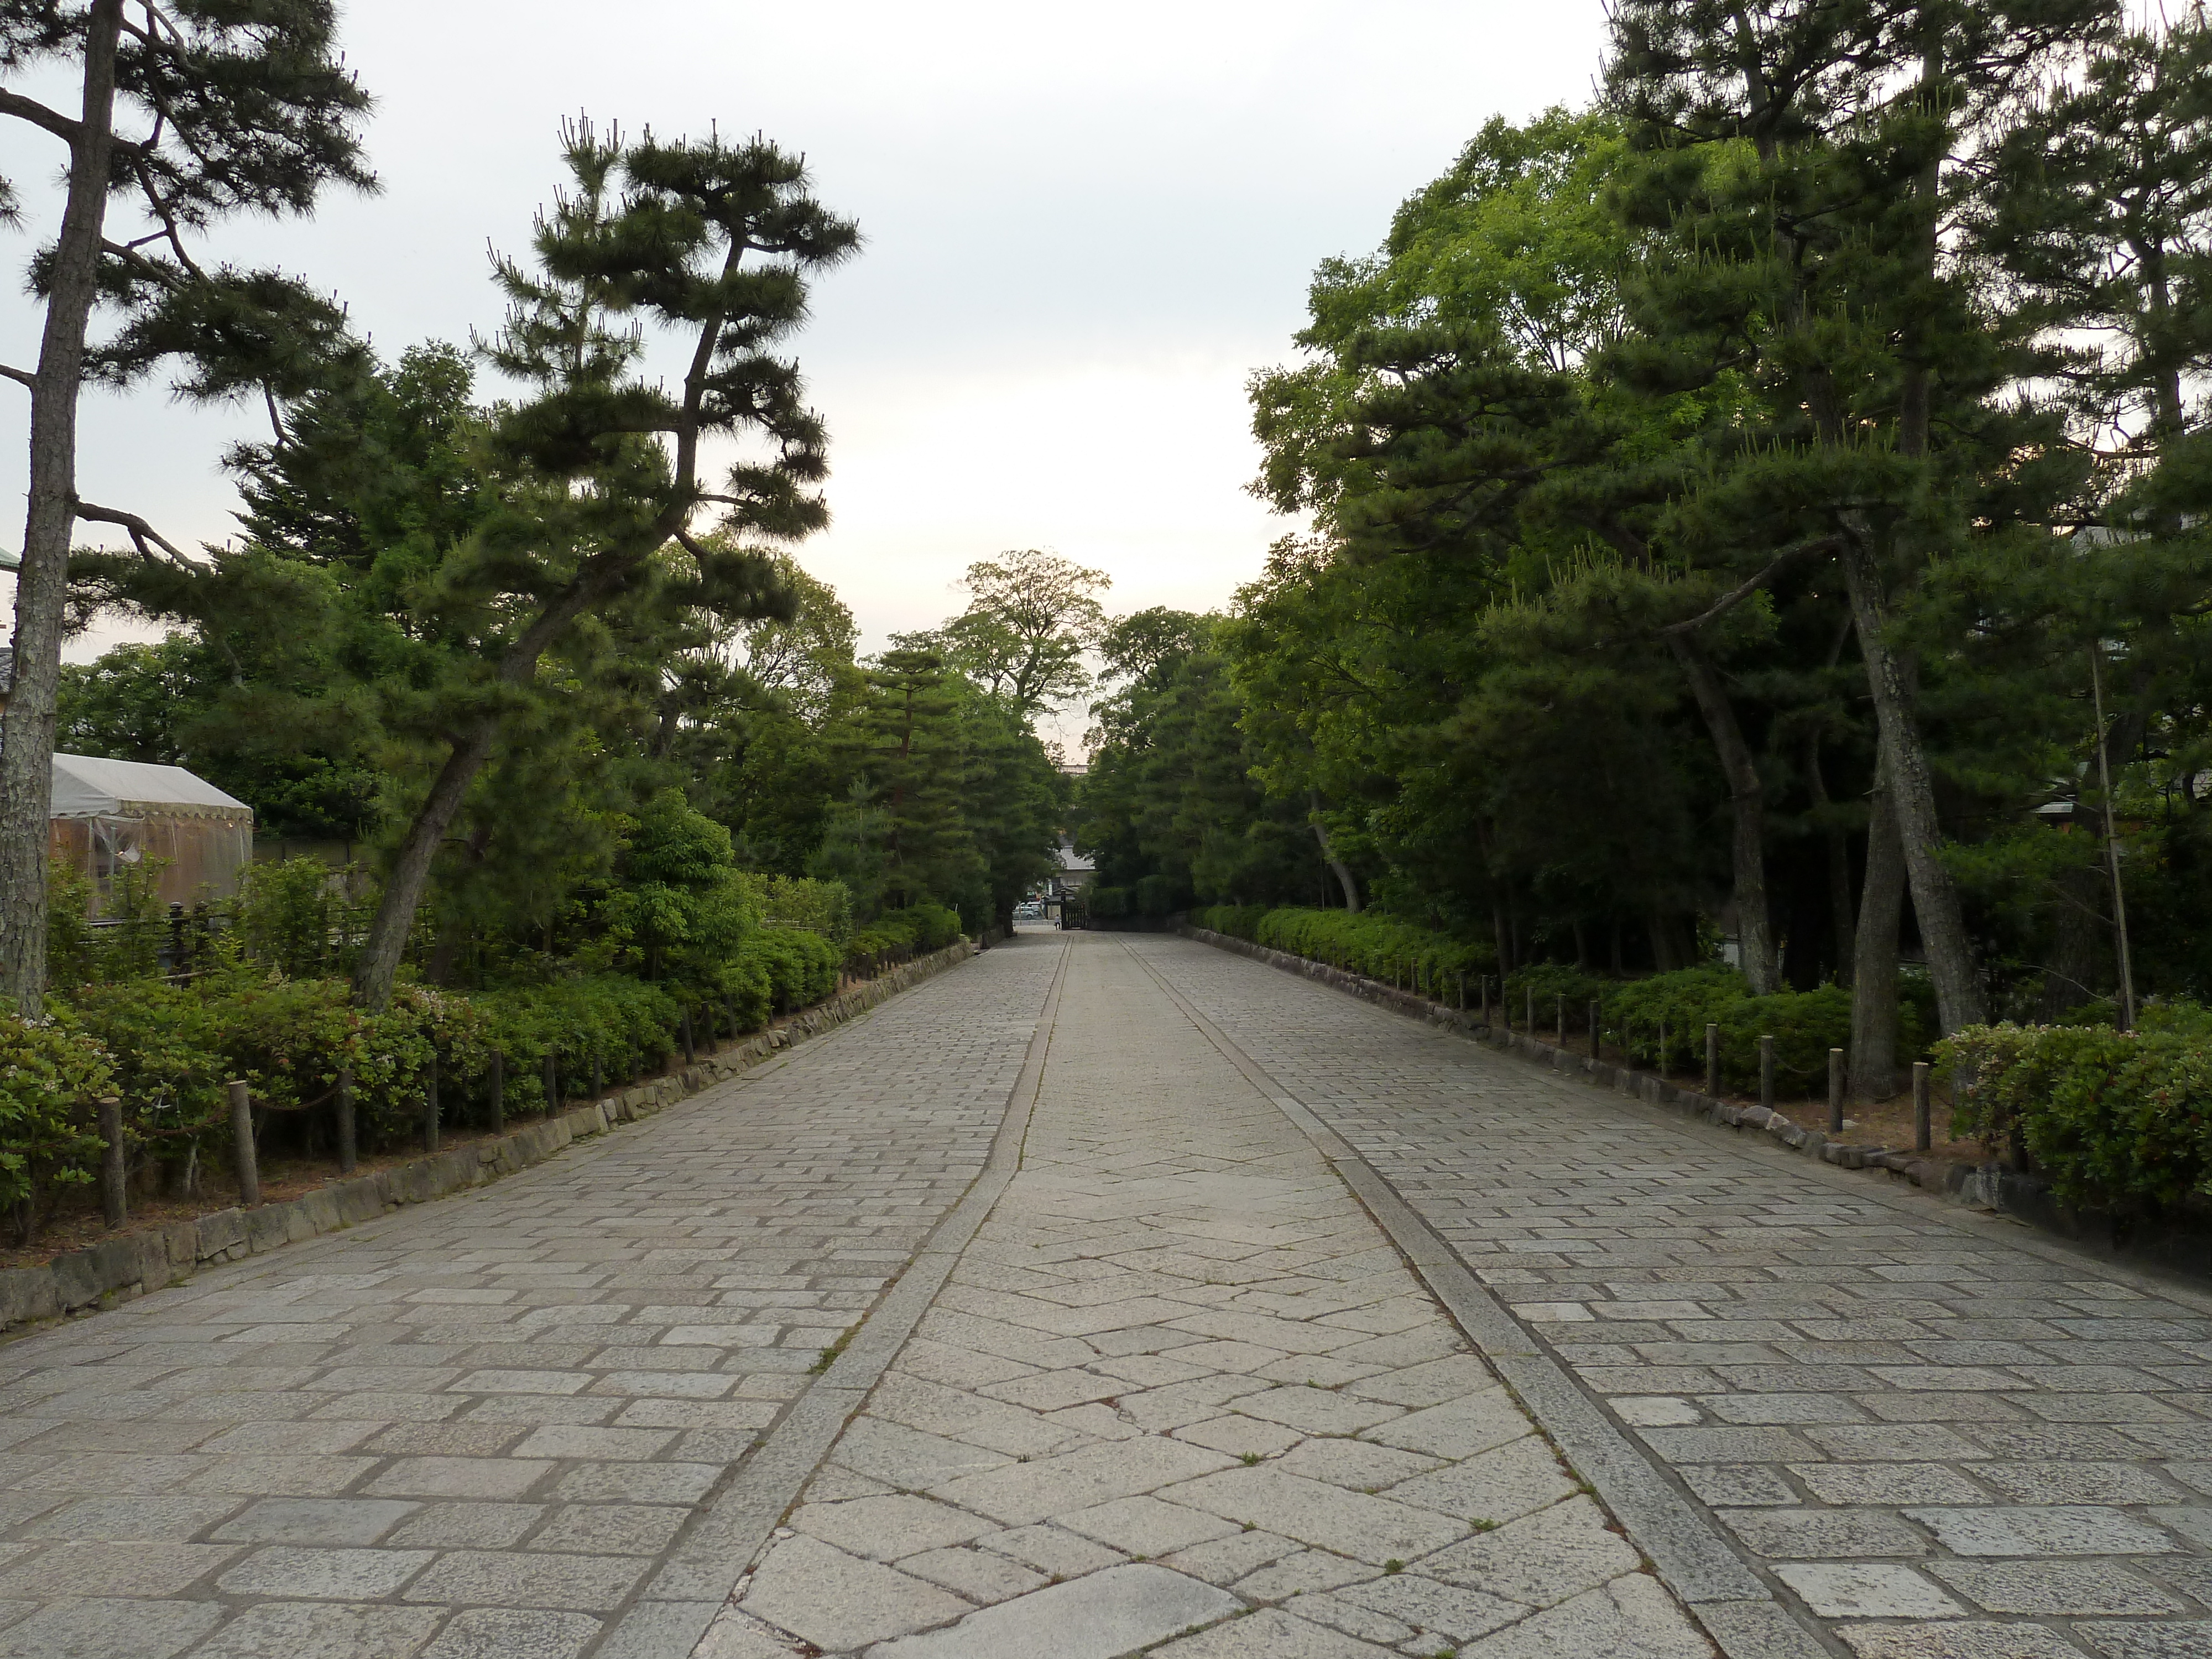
[1555,995,1565,1045]
[1480,975,1490,1029]
[489,1051,505,1134]
[336,1067,357,1175]
[1658,1019,1668,1080]
[424,1054,440,1154]
[229,1079,259,1207]
[1588,1001,1601,1061]
[1705,1024,1720,1097]
[1829,1048,1846,1134]
[1457,970,1466,1013]
[1526,987,1535,1035]
[592,1054,604,1100]
[1759,1036,1776,1112]
[544,1052,558,1117]
[97,1096,126,1227]
[681,1008,696,1064]
[1913,1061,1932,1152]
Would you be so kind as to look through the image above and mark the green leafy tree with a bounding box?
[334,122,856,1006]
[935,548,1112,716]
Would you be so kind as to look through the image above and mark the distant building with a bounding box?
[1053,836,1094,895]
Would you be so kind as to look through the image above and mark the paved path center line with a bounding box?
[709,931,1713,1659]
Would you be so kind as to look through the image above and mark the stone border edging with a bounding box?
[679,935,1073,1656]
[1124,939,1824,1659]
[0,941,980,1339]
[1180,926,2212,1281]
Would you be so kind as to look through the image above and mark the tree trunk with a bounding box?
[1835,535,1984,1034]
[1494,904,1512,974]
[1307,794,1359,912]
[352,718,500,1009]
[1849,752,1907,1100]
[1668,635,1777,994]
[0,0,124,1013]
[1805,734,1856,984]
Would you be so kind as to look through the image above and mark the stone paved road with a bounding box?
[17,928,2208,1659]
[0,941,1058,1659]
[1136,934,2212,1659]
[712,932,1707,1658]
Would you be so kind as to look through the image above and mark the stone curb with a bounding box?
[678,936,1076,1658]
[0,941,979,1339]
[1180,926,2212,1279]
[1124,939,1823,1659]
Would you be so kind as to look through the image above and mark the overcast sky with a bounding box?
[2,0,1609,687]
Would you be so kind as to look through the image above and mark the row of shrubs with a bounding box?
[1201,902,2212,1223]
[1941,1004,2212,1218]
[1194,905,1492,990]
[2,890,969,1247]
[1194,906,1934,1093]
[848,902,964,963]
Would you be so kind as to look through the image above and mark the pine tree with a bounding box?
[1601,0,2117,1034]
[0,0,372,1009]
[344,121,858,1006]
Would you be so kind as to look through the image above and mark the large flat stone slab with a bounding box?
[867,1563,1239,1658]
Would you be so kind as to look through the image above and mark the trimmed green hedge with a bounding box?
[1191,907,1934,1101]
[10,893,968,1247]
[848,902,962,966]
[1223,906,1494,994]
[1941,1004,2212,1215]
[1192,905,1270,941]
[0,1008,112,1242]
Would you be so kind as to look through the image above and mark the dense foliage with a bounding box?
[13,101,1077,1245]
[1082,4,2212,1114]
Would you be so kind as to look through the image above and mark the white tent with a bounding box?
[48,752,254,914]
[50,753,251,820]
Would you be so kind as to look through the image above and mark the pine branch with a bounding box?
[1656,538,1843,638]
[0,365,32,390]
[74,499,191,565]
[0,87,81,144]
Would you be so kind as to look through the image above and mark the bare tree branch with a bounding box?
[0,87,81,144]
[0,365,33,391]
[74,499,192,565]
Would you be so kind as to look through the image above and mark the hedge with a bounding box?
[1208,906,1494,994]
[0,1009,112,1243]
[1940,1004,2212,1215]
[1190,907,1939,1099]
[6,896,971,1248]
[848,902,962,966]
[1192,905,1269,942]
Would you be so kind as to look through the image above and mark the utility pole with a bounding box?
[2089,643,2137,1031]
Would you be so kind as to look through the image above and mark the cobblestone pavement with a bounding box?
[0,941,1058,1659]
[713,931,1708,1659]
[1134,933,2212,1659]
